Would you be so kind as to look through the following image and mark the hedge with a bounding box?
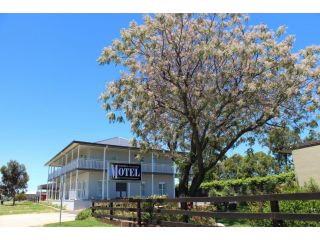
[201,171,296,195]
[247,178,320,226]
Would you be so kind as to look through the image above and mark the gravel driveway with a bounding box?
[0,212,77,227]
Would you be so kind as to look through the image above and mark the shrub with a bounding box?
[203,172,296,196]
[16,193,27,201]
[76,208,92,220]
[248,178,320,227]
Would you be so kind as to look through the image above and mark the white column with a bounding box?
[51,167,54,200]
[46,166,50,201]
[140,182,142,197]
[107,161,110,199]
[69,171,72,200]
[128,149,131,197]
[75,145,80,200]
[151,152,154,195]
[55,177,58,200]
[63,155,67,200]
[102,147,106,199]
[70,148,74,200]
[59,177,62,200]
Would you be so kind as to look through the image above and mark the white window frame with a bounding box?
[159,182,167,196]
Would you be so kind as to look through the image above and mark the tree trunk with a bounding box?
[189,172,205,197]
[178,164,192,197]
[12,192,16,206]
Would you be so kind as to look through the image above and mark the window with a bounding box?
[141,182,145,197]
[159,182,167,196]
[116,182,127,198]
[97,180,107,199]
[81,181,86,199]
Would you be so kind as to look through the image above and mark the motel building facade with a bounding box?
[45,137,176,210]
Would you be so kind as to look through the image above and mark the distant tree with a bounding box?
[0,185,4,204]
[207,151,280,181]
[99,13,320,196]
[0,160,29,206]
[303,129,320,142]
[264,126,302,172]
[15,192,27,202]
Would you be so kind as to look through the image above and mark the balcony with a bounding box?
[141,163,174,174]
[48,159,174,180]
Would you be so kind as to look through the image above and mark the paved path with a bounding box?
[0,212,77,227]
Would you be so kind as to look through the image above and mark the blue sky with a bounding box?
[0,14,320,191]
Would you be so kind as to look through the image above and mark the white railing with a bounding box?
[48,159,175,180]
[78,159,103,170]
[141,163,174,174]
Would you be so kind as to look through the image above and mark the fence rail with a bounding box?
[91,192,320,227]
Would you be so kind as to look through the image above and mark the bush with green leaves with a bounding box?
[76,208,92,220]
[202,171,296,197]
[248,178,320,227]
[15,193,27,201]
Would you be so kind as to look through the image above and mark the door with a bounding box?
[116,182,127,198]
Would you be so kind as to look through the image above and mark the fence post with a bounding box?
[137,199,142,227]
[270,200,283,227]
[110,201,114,221]
[181,201,189,223]
[91,201,95,215]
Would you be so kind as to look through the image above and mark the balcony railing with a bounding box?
[48,159,174,180]
[141,163,174,174]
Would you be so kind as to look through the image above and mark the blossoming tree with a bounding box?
[99,14,320,196]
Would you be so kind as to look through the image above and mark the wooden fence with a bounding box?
[91,192,320,227]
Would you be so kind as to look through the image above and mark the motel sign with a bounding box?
[111,163,141,180]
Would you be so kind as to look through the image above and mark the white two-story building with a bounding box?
[45,137,176,210]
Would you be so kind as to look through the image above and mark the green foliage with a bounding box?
[202,171,296,196]
[248,178,320,227]
[94,196,217,226]
[264,127,301,172]
[0,160,29,205]
[15,193,27,201]
[207,152,283,181]
[76,208,92,220]
[76,208,91,220]
[99,13,320,197]
[0,201,57,215]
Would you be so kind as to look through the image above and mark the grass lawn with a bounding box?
[0,201,58,215]
[44,217,114,227]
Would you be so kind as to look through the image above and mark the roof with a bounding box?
[44,139,139,166]
[276,140,320,154]
[37,184,54,190]
[96,137,131,147]
[26,191,37,195]
[44,137,171,166]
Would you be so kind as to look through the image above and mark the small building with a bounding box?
[37,184,48,201]
[45,137,176,210]
[279,141,320,186]
[25,191,37,201]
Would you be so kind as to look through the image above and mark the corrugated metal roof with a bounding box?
[275,140,320,154]
[96,137,131,147]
